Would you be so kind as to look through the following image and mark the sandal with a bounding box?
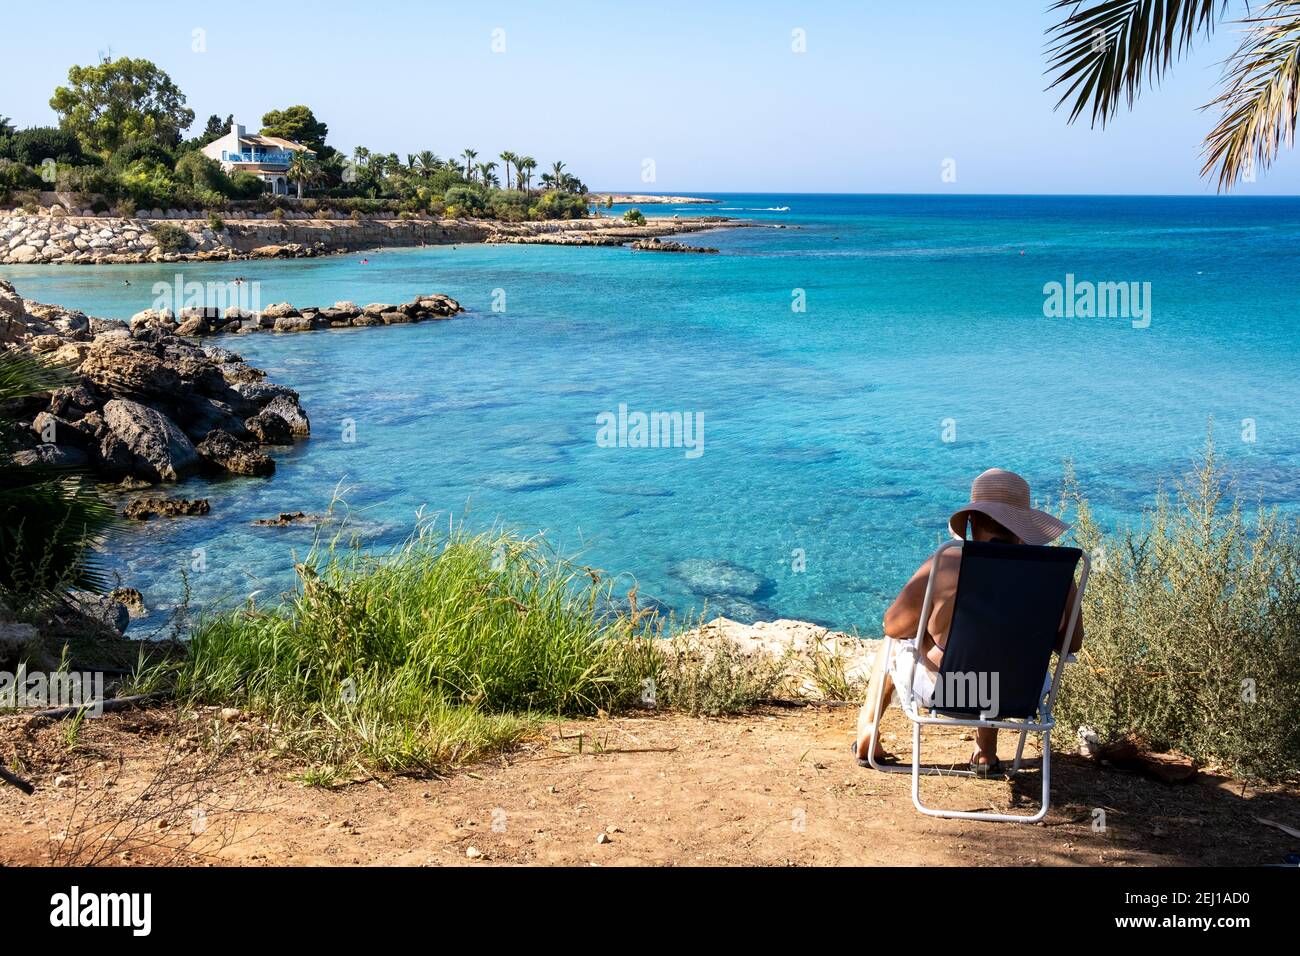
[970,754,1003,778]
[851,740,899,768]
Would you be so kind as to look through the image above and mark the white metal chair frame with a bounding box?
[865,539,1090,824]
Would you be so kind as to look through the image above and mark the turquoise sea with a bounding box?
[6,194,1300,633]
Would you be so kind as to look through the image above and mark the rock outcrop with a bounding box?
[630,238,719,253]
[2,279,310,486]
[129,293,463,340]
[676,617,880,701]
[122,496,211,520]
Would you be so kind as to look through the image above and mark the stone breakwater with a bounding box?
[0,211,741,264]
[2,278,310,486]
[131,294,463,338]
[0,213,490,265]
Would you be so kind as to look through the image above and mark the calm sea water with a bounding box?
[6,194,1300,633]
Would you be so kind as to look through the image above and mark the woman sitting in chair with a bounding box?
[852,468,1082,777]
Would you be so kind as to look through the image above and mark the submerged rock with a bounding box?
[669,558,772,599]
[252,511,321,527]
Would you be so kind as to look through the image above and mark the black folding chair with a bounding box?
[865,539,1088,823]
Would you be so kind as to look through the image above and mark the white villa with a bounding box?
[200,121,315,196]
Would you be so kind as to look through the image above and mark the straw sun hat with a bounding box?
[948,468,1068,546]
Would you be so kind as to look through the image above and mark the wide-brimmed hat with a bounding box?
[949,468,1068,546]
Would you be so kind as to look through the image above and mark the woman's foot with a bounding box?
[970,750,1002,778]
[851,738,896,767]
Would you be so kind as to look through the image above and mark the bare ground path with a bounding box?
[2,705,1296,866]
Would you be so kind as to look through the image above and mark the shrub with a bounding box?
[148,221,188,251]
[443,184,486,216]
[112,198,137,218]
[6,127,84,167]
[533,190,589,220]
[623,207,646,225]
[118,159,178,208]
[109,140,175,171]
[1057,439,1300,781]
[53,163,116,200]
[0,159,42,201]
[207,212,225,232]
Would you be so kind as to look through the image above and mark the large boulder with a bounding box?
[273,314,314,333]
[261,302,299,320]
[262,394,311,437]
[68,591,129,634]
[196,429,274,476]
[80,342,182,398]
[244,410,293,444]
[101,399,199,482]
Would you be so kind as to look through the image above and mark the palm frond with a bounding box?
[0,349,70,403]
[1045,0,1226,126]
[0,350,117,606]
[1202,2,1300,189]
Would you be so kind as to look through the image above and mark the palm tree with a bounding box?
[499,151,518,190]
[352,145,371,166]
[478,161,500,188]
[0,351,115,605]
[287,150,320,199]
[461,148,478,182]
[1046,0,1300,190]
[540,172,557,191]
[549,160,567,185]
[416,150,441,177]
[517,156,537,192]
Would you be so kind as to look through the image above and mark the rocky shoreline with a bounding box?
[2,279,311,486]
[0,210,742,265]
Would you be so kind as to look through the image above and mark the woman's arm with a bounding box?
[882,557,933,639]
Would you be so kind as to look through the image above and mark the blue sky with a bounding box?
[4,0,1298,195]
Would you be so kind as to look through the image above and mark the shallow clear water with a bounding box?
[7,194,1300,633]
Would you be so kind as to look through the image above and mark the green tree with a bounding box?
[191,113,234,149]
[478,161,499,188]
[461,148,478,181]
[260,105,329,151]
[1046,0,1300,190]
[50,56,194,155]
[415,150,441,177]
[499,150,518,190]
[517,155,537,192]
[0,116,15,138]
[287,150,321,199]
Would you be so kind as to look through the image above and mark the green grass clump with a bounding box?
[1057,438,1300,782]
[173,524,664,780]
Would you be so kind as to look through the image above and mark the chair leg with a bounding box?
[1011,728,1030,775]
[912,727,1052,824]
[866,639,910,775]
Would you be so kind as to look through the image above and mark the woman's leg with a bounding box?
[855,640,895,760]
[973,727,999,765]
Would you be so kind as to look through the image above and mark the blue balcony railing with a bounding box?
[222,150,295,166]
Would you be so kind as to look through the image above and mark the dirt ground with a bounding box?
[2,703,1298,867]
